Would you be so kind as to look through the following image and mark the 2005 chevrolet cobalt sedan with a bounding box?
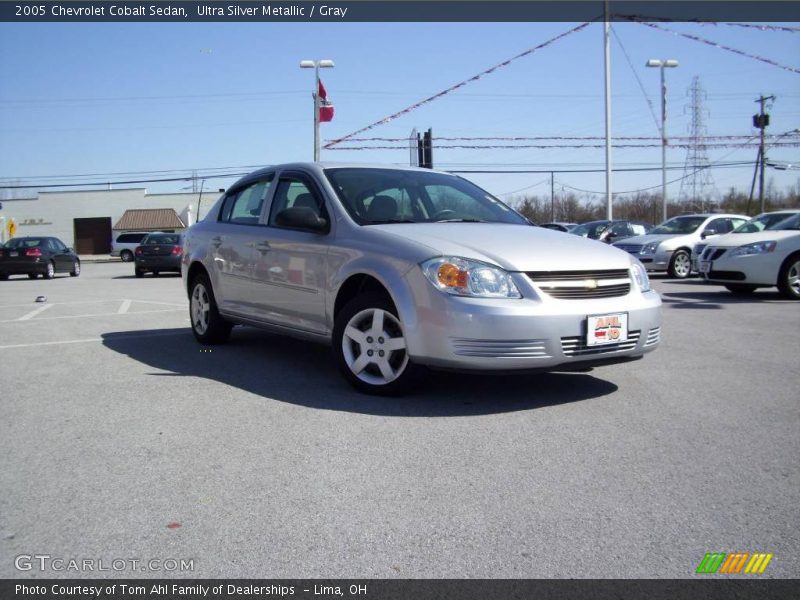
[182,163,661,394]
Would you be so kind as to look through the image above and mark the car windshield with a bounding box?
[324,168,527,225]
[735,213,797,233]
[143,234,181,245]
[650,216,706,235]
[5,238,44,249]
[766,213,800,231]
[571,221,609,238]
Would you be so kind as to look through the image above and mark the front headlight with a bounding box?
[728,241,777,258]
[630,262,651,292]
[641,242,660,255]
[421,256,522,298]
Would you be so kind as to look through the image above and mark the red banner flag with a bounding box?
[318,79,334,122]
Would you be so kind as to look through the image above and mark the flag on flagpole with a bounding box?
[318,79,334,122]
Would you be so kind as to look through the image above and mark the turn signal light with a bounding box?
[437,263,468,288]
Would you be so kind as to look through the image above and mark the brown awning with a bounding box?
[113,208,185,231]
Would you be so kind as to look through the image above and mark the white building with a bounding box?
[0,187,221,253]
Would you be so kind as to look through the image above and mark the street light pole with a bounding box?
[647,59,678,222]
[300,59,335,162]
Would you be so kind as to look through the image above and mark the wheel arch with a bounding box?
[186,261,211,298]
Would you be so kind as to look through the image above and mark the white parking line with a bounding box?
[17,303,54,321]
[118,299,132,314]
[0,330,188,350]
[0,308,183,324]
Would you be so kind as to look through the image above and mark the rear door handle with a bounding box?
[210,236,223,247]
[254,241,271,253]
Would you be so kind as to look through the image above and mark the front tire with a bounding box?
[668,249,692,279]
[777,253,800,300]
[70,260,81,277]
[120,250,134,262]
[43,261,55,279]
[189,273,233,344]
[333,293,422,395]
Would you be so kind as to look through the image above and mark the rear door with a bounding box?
[208,176,274,319]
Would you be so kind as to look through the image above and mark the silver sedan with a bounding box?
[182,163,661,394]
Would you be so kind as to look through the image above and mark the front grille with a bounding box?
[708,270,746,281]
[615,244,643,254]
[701,247,727,261]
[451,338,551,358]
[526,269,631,300]
[561,330,641,357]
[645,327,661,347]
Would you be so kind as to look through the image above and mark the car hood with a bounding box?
[702,229,800,248]
[613,233,682,246]
[368,223,634,271]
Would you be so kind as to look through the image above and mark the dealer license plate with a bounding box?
[9,250,18,257]
[699,260,711,274]
[587,313,628,346]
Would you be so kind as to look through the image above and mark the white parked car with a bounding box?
[692,209,800,272]
[698,212,800,299]
[613,214,748,279]
[111,231,152,262]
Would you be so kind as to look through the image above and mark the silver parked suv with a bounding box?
[182,163,662,394]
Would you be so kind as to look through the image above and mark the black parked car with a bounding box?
[0,236,80,280]
[134,232,184,277]
[570,220,653,244]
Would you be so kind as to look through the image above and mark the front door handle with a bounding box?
[210,236,223,247]
[254,241,271,253]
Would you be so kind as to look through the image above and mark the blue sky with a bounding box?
[1,17,798,206]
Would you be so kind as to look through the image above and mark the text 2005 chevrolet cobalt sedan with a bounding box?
[182,164,661,394]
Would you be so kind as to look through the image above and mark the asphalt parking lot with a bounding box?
[0,262,798,579]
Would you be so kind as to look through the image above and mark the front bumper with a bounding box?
[400,269,662,371]
[700,252,778,286]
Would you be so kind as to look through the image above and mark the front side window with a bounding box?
[650,216,706,235]
[268,177,327,226]
[324,168,527,225]
[768,213,800,230]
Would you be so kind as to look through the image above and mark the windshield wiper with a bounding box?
[432,218,486,223]
[365,218,417,225]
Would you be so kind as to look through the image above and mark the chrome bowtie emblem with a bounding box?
[584,279,598,289]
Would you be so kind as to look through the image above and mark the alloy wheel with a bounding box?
[341,307,408,386]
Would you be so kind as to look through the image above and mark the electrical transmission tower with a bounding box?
[679,76,716,211]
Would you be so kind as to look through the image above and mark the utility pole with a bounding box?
[754,94,775,213]
[603,0,613,220]
[550,172,555,221]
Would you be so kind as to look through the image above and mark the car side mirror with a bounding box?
[701,228,717,239]
[275,207,328,233]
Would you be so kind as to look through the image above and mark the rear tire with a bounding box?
[333,293,422,396]
[777,253,800,300]
[43,261,55,279]
[724,284,756,295]
[0,274,8,281]
[189,273,233,344]
[668,249,692,279]
[28,273,39,280]
[120,250,133,262]
[135,268,144,278]
[152,271,159,277]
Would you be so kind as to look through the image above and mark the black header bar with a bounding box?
[2,1,800,23]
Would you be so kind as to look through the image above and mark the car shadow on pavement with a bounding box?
[101,327,619,417]
[111,274,182,279]
[659,283,792,309]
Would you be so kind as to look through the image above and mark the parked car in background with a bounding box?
[0,236,80,280]
[134,232,183,277]
[698,212,800,299]
[539,222,578,232]
[692,209,800,272]
[183,163,661,395]
[613,213,748,279]
[111,231,153,262]
[571,220,653,244]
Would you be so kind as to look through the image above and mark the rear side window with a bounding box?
[117,233,147,244]
[220,178,273,225]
